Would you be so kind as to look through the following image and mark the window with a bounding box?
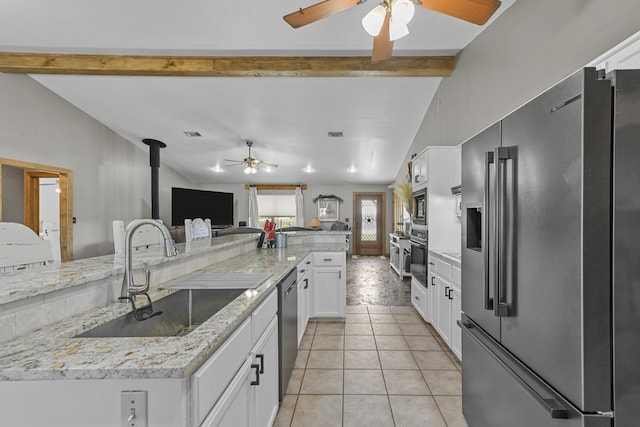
[257,194,297,229]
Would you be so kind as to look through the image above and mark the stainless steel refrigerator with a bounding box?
[460,67,640,427]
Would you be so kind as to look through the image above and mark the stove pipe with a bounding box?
[142,138,166,220]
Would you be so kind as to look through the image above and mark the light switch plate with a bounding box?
[121,390,148,427]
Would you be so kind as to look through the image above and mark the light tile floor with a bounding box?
[274,304,468,427]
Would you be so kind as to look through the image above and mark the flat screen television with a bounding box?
[171,187,234,227]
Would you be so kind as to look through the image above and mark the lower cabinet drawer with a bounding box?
[411,279,427,320]
[191,318,252,427]
[251,289,277,346]
[435,258,452,280]
[313,252,344,267]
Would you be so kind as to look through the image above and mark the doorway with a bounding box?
[353,192,385,256]
[0,158,73,261]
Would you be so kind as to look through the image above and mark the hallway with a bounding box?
[274,256,466,427]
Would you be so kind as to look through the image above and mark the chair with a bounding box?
[40,221,61,264]
[330,221,350,231]
[0,222,53,271]
[184,218,211,252]
[113,219,166,256]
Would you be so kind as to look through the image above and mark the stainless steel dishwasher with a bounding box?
[277,268,298,401]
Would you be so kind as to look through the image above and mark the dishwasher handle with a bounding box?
[285,281,296,295]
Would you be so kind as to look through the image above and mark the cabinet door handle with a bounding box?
[323,258,333,262]
[300,269,306,274]
[431,276,435,287]
[445,286,450,297]
[414,295,420,301]
[304,278,309,289]
[428,262,435,266]
[250,364,260,386]
[449,291,454,300]
[256,354,264,374]
[339,270,342,279]
[306,261,311,265]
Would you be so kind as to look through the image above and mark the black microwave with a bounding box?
[412,189,427,225]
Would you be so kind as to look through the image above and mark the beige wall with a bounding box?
[398,0,640,176]
[0,73,192,259]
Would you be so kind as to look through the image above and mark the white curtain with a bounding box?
[248,187,259,228]
[295,186,304,227]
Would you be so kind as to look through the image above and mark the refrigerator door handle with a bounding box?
[483,151,495,311]
[460,319,569,419]
[494,147,512,317]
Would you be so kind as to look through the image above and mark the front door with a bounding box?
[353,192,385,255]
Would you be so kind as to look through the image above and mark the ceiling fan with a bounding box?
[224,140,279,174]
[283,0,502,62]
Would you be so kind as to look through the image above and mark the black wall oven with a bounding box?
[412,189,427,225]
[409,226,428,286]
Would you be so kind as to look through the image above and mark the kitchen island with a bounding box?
[0,232,349,426]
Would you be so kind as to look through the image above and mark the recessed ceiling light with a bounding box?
[211,166,223,173]
[264,166,273,173]
[303,166,314,173]
[328,131,343,138]
[184,131,202,137]
[347,166,358,173]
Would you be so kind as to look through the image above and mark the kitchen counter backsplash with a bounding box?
[0,238,347,381]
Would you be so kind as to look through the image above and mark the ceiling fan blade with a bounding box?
[259,162,279,168]
[417,0,501,25]
[284,0,362,28]
[371,12,393,63]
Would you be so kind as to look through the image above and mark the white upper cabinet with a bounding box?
[411,150,428,191]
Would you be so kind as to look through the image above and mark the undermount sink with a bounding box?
[75,288,244,338]
[161,272,273,290]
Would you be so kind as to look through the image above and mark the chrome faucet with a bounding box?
[120,219,178,300]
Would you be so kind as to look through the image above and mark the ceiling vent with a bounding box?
[328,131,343,138]
[184,131,202,137]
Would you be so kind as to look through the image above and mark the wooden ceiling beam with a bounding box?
[0,52,454,77]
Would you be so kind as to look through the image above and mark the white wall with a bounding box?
[0,73,192,259]
[398,0,640,174]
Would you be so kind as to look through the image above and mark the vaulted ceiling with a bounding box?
[0,0,517,185]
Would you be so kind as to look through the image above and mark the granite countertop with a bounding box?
[0,243,346,382]
[0,234,257,307]
[429,248,462,267]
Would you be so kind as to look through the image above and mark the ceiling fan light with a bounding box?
[362,5,386,37]
[391,0,415,25]
[389,18,409,41]
[244,166,252,174]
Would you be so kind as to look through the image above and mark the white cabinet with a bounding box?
[200,356,253,427]
[389,234,411,277]
[251,316,279,427]
[192,319,252,426]
[411,277,428,320]
[411,150,428,190]
[194,289,279,427]
[297,255,312,346]
[428,250,462,360]
[311,251,346,318]
[453,145,462,187]
[450,286,462,359]
[425,147,460,250]
[434,276,452,344]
